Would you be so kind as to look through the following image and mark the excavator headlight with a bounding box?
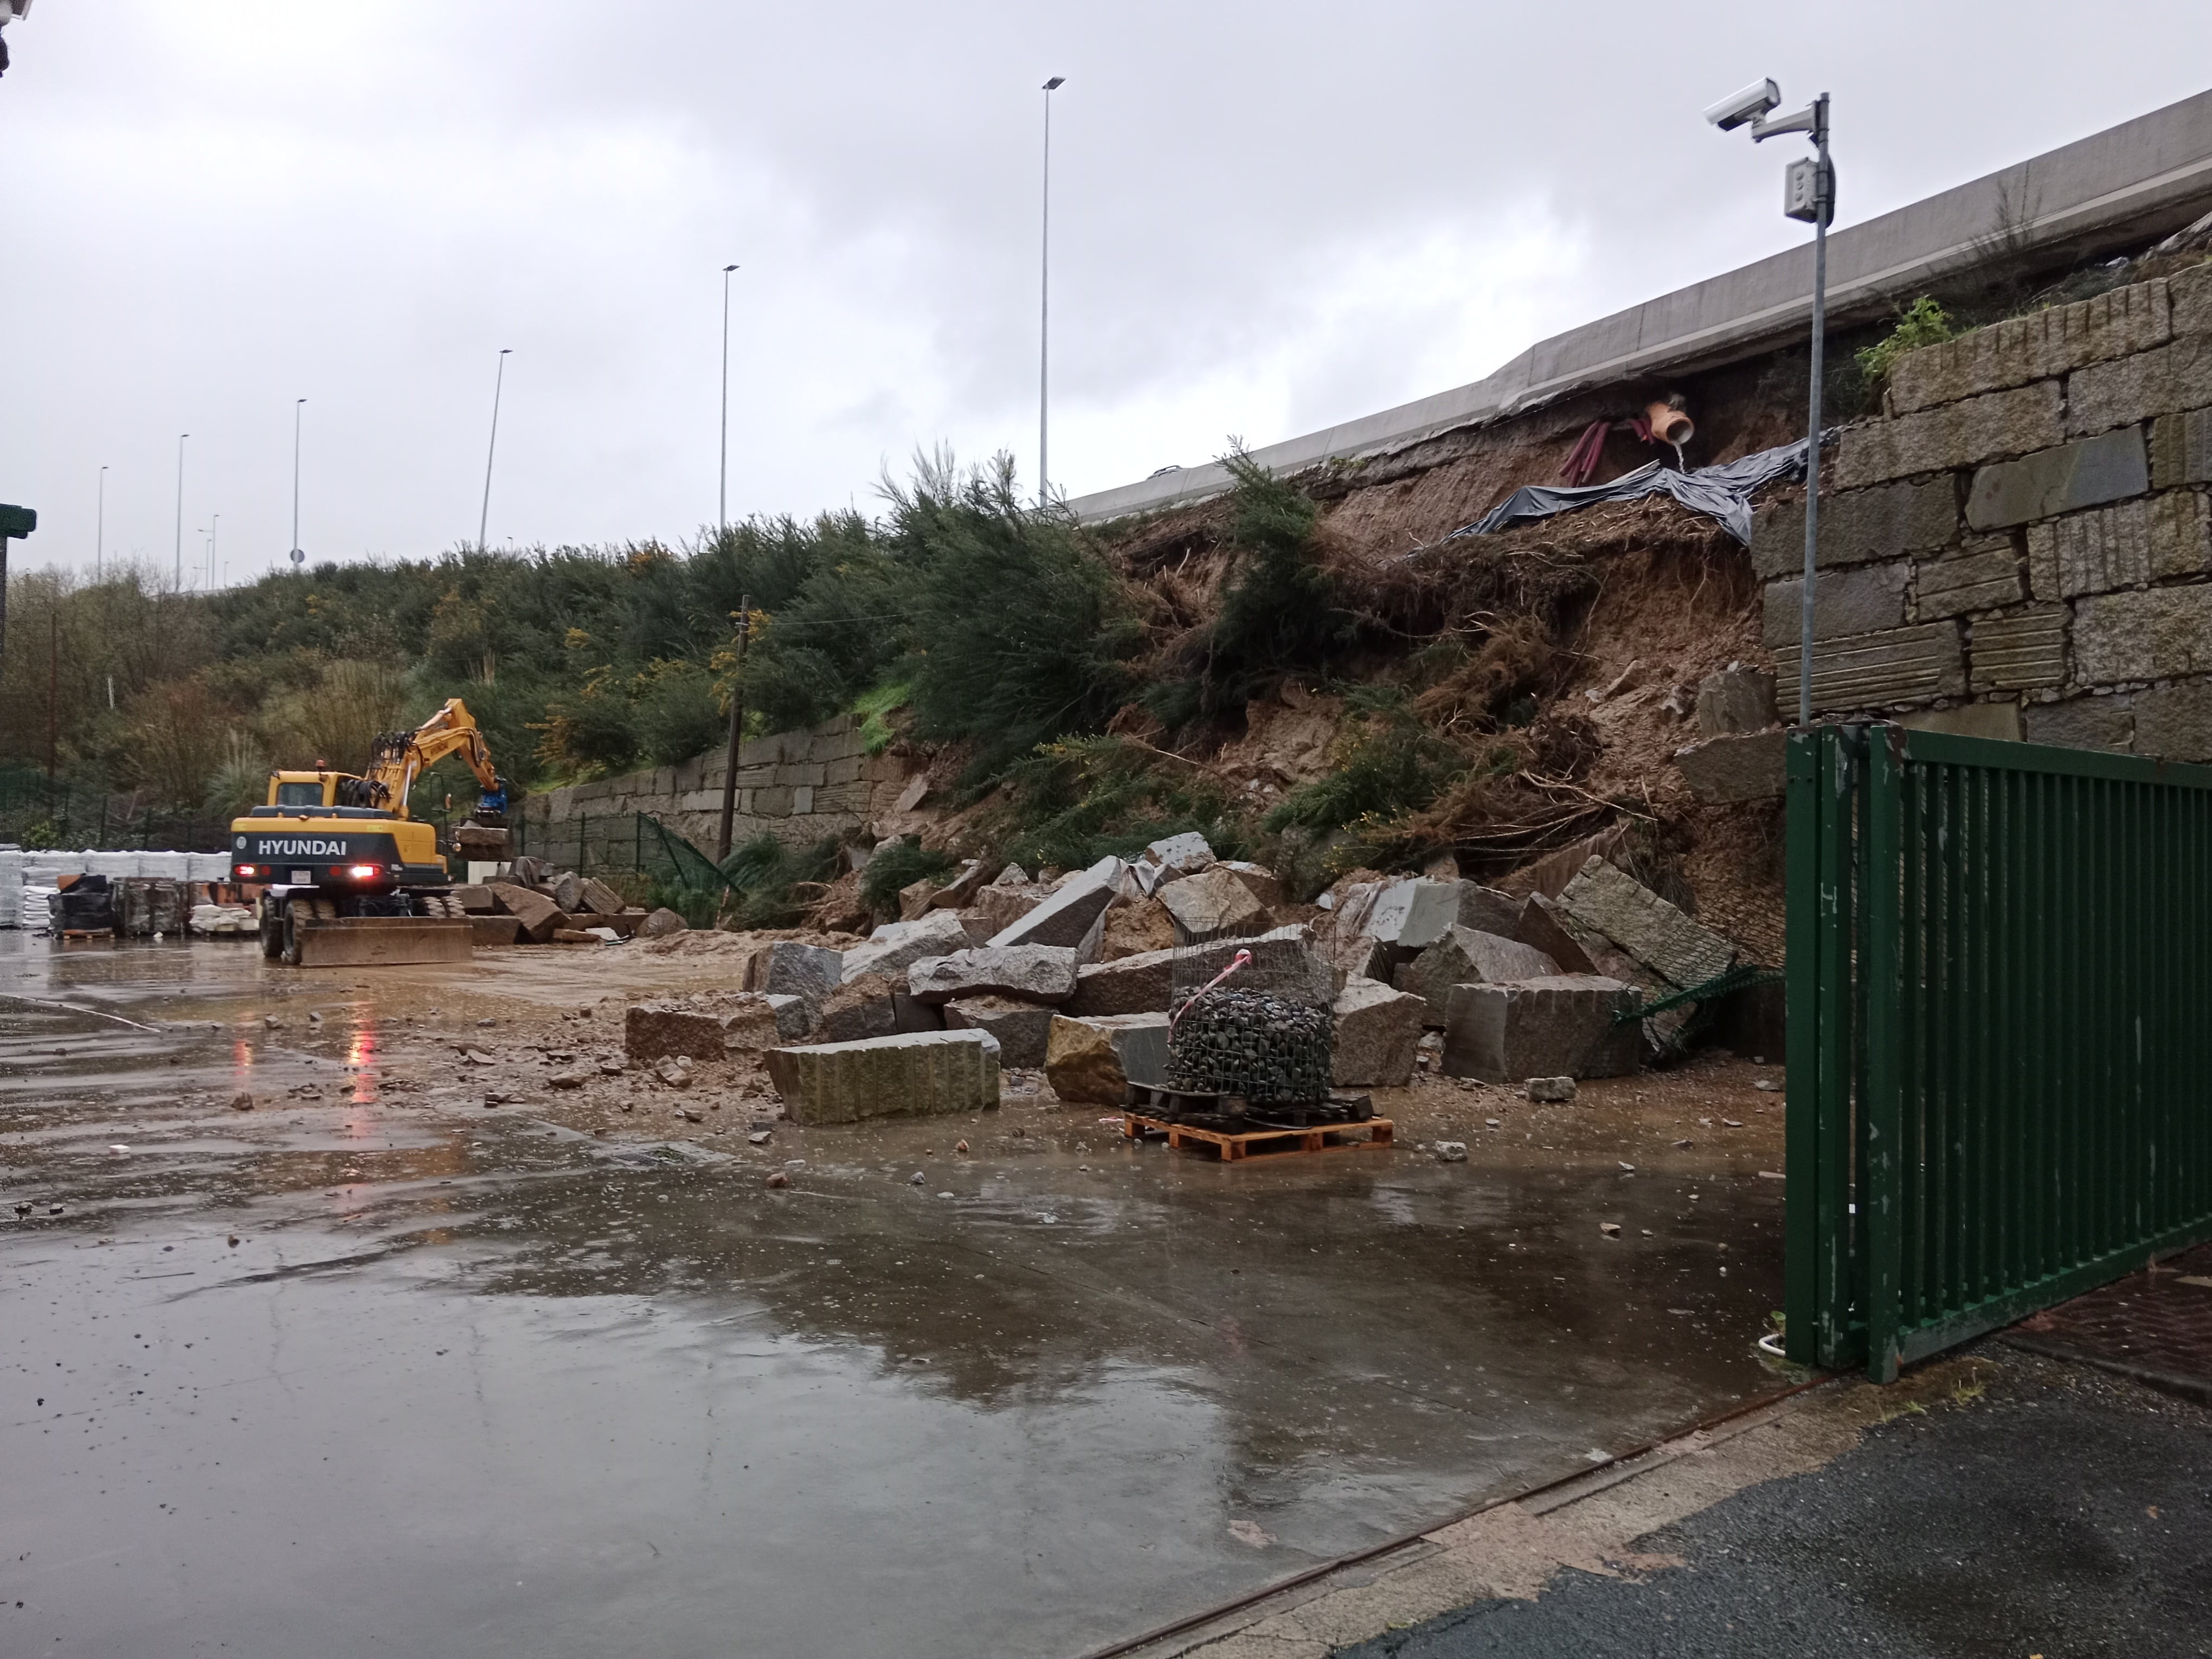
[347,864,381,880]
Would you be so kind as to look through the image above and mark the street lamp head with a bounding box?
[723,263,738,273]
[1043,75,1064,91]
[499,348,512,356]
[1704,78,1780,132]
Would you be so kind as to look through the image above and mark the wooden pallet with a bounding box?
[1122,1109,1394,1162]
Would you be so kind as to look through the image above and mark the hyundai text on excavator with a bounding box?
[229,699,512,967]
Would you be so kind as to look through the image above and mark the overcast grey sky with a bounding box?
[4,4,2209,583]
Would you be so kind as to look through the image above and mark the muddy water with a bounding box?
[1,936,1787,1658]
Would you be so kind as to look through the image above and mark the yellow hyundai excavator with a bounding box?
[229,699,513,967]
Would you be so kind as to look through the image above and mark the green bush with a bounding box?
[1856,297,1955,389]
[717,832,844,929]
[995,735,1252,873]
[859,839,957,916]
[1263,689,1465,840]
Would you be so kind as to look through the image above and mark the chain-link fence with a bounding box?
[509,805,735,925]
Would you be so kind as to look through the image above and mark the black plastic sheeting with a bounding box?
[1449,433,1824,548]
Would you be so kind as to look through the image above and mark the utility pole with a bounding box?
[478,349,512,554]
[1038,75,1065,505]
[173,433,188,591]
[719,264,739,536]
[95,466,106,580]
[714,592,751,863]
[47,609,58,781]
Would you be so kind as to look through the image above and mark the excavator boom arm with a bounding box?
[366,699,503,818]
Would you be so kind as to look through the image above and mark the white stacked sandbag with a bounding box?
[186,852,233,882]
[188,902,257,937]
[27,886,60,931]
[0,850,21,928]
[85,850,142,879]
[27,852,87,880]
[139,851,191,880]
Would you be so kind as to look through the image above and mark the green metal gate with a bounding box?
[1787,723,2212,1379]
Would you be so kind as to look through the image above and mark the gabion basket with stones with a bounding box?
[1167,988,1332,1104]
[1165,931,1336,1105]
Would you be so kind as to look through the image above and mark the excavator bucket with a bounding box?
[292,916,474,968]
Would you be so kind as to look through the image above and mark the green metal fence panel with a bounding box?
[1787,723,2212,1379]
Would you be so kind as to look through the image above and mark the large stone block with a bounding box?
[1559,856,1734,991]
[1775,621,1966,713]
[485,881,562,943]
[1364,879,1461,951]
[1888,278,2171,414]
[1440,976,1642,1083]
[1761,560,1908,646]
[908,946,1080,1006]
[1966,427,2149,530]
[1749,478,1960,580]
[2149,408,2212,489]
[2023,693,2134,753]
[2065,334,2212,438]
[1966,607,2067,693]
[1216,860,1284,910]
[1515,893,1598,975]
[1673,730,1787,803]
[1898,700,2022,741]
[2026,490,2210,599]
[2129,681,2212,762]
[744,940,845,1003]
[1044,1012,1171,1104]
[625,993,803,1062]
[764,1030,1000,1125]
[1066,946,1176,1017]
[1395,926,1559,1026]
[1099,897,1178,960]
[1155,864,1271,945]
[975,883,1046,935]
[944,995,1057,1068]
[2172,262,2212,337]
[1455,882,1523,936]
[987,856,1122,953]
[839,909,973,983]
[1914,539,2024,620]
[1330,976,1426,1086]
[1835,382,2063,490]
[810,974,902,1045]
[1695,666,1777,735]
[2073,585,2212,684]
[1142,832,1217,876]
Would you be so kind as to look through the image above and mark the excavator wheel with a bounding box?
[259,903,284,960]
[280,904,305,967]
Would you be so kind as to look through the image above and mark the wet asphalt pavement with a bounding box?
[1,936,1789,1657]
[1343,1349,2212,1658]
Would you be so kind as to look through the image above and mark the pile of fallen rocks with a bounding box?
[466,856,659,946]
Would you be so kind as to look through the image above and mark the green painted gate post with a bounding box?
[1862,725,1906,1381]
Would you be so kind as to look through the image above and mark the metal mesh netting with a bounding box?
[1166,929,1334,1104]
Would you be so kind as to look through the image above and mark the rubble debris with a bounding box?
[1329,977,1426,1088]
[1695,664,1778,736]
[976,879,1046,936]
[943,995,1057,1068]
[1214,860,1283,911]
[1142,832,1216,877]
[488,882,564,942]
[1156,865,1271,946]
[1526,1076,1577,1103]
[469,915,526,947]
[908,946,1079,1006]
[1045,1012,1171,1105]
[1396,926,1562,1026]
[638,907,689,940]
[624,994,803,1062]
[838,910,972,983]
[766,1171,790,1189]
[811,973,902,1045]
[1442,976,1643,1083]
[1456,883,1523,937]
[1675,730,1789,803]
[924,858,992,912]
[1558,857,1735,990]
[548,1067,589,1089]
[898,877,941,921]
[1599,1221,1623,1237]
[228,1092,253,1111]
[654,1058,695,1089]
[1433,1141,1468,1163]
[764,1029,1001,1125]
[1098,897,1176,960]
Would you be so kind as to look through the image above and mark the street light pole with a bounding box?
[292,398,306,565]
[95,465,106,580]
[1038,75,1065,506]
[209,513,219,589]
[478,349,512,554]
[173,433,188,592]
[719,263,739,537]
[1708,81,1834,728]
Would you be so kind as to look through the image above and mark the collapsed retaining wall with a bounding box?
[520,713,918,860]
[1752,262,2212,755]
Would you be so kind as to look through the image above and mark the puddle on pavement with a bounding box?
[1,935,1787,1658]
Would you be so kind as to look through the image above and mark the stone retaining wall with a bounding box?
[525,713,915,854]
[1756,262,2212,756]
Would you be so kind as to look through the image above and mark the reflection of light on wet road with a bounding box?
[230,1038,255,1092]
[348,1018,378,1105]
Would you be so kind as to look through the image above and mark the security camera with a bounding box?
[1703,79,1780,132]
